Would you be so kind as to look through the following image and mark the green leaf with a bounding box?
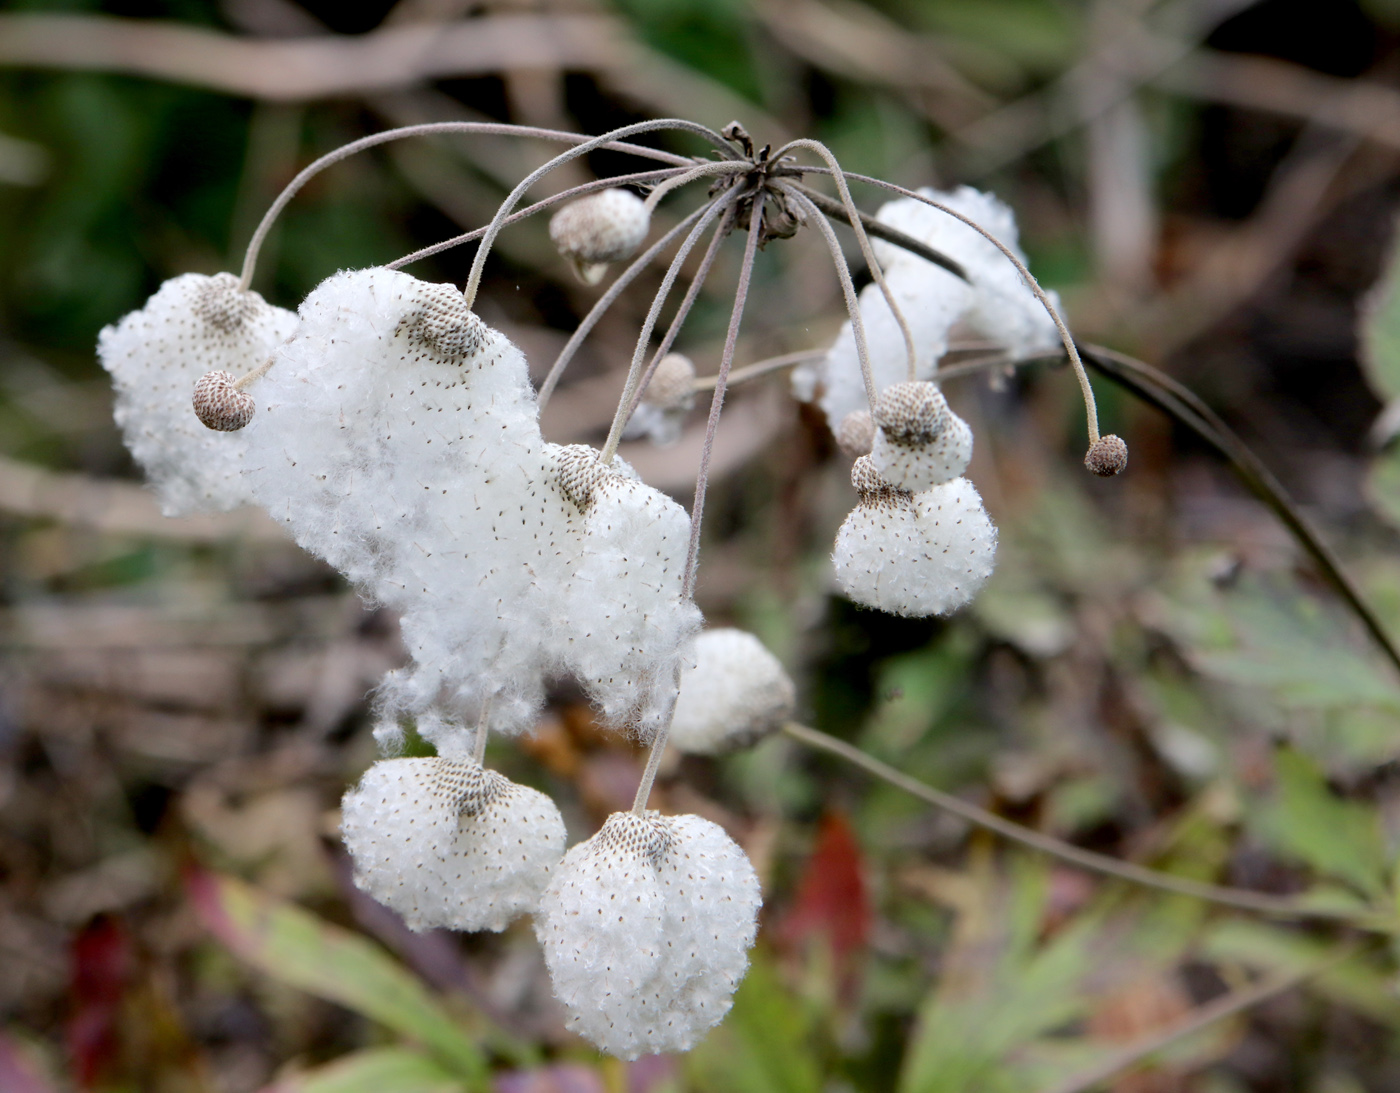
[1253,749,1390,899]
[271,1048,464,1093]
[685,951,821,1093]
[1360,233,1400,402]
[188,870,487,1085]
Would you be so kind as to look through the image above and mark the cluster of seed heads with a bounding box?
[97,116,1128,1059]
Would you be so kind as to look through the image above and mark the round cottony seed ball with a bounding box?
[549,189,650,282]
[1084,434,1128,477]
[192,370,255,431]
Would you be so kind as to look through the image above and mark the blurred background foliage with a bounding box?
[4,0,1400,1090]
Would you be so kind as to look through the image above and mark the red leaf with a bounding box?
[779,812,871,969]
[66,915,132,1089]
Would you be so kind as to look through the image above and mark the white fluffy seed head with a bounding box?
[833,474,997,617]
[872,381,947,443]
[341,756,566,933]
[871,411,973,492]
[670,629,796,755]
[549,189,651,282]
[98,272,296,515]
[192,370,255,431]
[834,410,875,457]
[535,810,761,1059]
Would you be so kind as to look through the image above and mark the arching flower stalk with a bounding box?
[97,114,1123,1060]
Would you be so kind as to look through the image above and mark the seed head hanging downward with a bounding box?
[341,756,566,932]
[870,381,973,491]
[535,810,761,1059]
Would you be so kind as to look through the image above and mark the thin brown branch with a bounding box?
[782,722,1390,928]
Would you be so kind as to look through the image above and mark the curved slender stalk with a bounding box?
[464,119,738,309]
[791,173,1101,443]
[238,121,699,291]
[795,185,968,283]
[536,203,713,410]
[682,194,765,599]
[782,722,1391,928]
[621,204,735,428]
[778,141,918,381]
[386,166,690,270]
[779,184,878,411]
[691,349,826,392]
[1078,344,1400,680]
[472,697,492,765]
[599,193,740,463]
[632,196,767,815]
[1039,947,1357,1093]
[642,160,748,216]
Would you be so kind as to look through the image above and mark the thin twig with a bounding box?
[536,203,712,411]
[692,349,827,392]
[781,722,1390,927]
[600,194,737,463]
[791,174,1102,444]
[1038,947,1357,1093]
[682,195,766,599]
[776,139,918,381]
[791,185,967,282]
[387,166,690,269]
[238,121,698,290]
[622,206,736,428]
[642,160,748,215]
[464,119,736,309]
[779,185,878,410]
[1078,344,1400,681]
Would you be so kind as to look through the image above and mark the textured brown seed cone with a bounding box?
[192,370,255,431]
[1085,434,1128,477]
[835,410,875,457]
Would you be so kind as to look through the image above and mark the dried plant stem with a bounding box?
[631,196,766,816]
[621,204,736,427]
[238,121,696,291]
[464,119,737,310]
[1039,948,1356,1093]
[777,140,918,381]
[536,203,711,411]
[642,160,748,215]
[232,354,276,391]
[691,349,826,392]
[599,192,738,463]
[1078,344,1400,681]
[782,722,1390,928]
[387,166,690,270]
[472,697,492,765]
[796,186,968,283]
[682,194,765,599]
[779,185,878,410]
[793,173,1101,443]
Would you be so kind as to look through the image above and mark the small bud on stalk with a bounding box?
[1085,434,1129,477]
[192,369,256,431]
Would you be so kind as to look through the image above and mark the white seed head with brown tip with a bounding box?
[869,381,973,491]
[834,410,875,457]
[192,370,255,431]
[535,810,761,1059]
[833,473,997,617]
[549,189,651,283]
[670,629,796,755]
[340,755,566,932]
[872,381,948,443]
[1085,434,1128,477]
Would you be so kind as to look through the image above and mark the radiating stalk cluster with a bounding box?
[97,116,1120,1059]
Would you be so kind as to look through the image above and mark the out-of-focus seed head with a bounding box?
[549,189,650,283]
[835,410,875,457]
[192,370,255,431]
[644,353,697,412]
[1085,434,1129,477]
